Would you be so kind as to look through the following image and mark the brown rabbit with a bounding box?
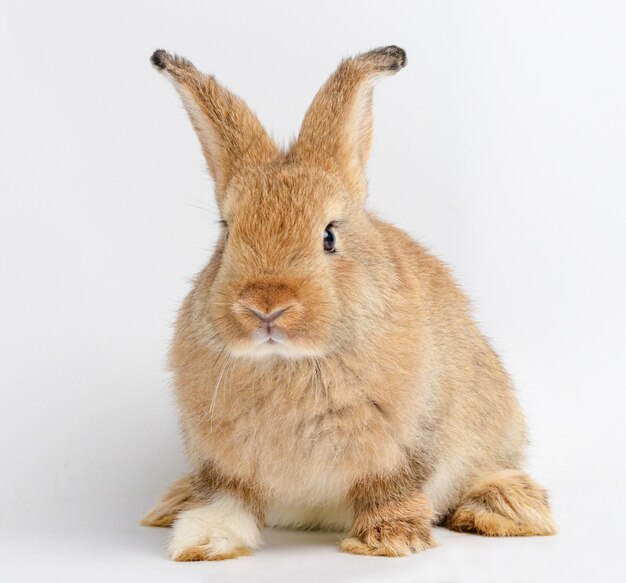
[142,46,555,560]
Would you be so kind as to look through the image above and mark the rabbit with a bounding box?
[141,46,556,560]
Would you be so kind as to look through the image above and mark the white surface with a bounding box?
[1,1,625,581]
[2,525,618,583]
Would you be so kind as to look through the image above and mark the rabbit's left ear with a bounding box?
[151,50,278,197]
[289,46,406,199]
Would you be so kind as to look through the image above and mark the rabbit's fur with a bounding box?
[143,47,555,559]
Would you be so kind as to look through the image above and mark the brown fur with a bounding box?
[143,46,555,560]
[342,471,436,556]
[446,470,556,536]
[141,475,196,527]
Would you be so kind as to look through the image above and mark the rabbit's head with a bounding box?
[152,47,406,359]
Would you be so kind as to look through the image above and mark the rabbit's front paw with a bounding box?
[340,519,436,557]
[167,495,261,562]
[170,535,251,562]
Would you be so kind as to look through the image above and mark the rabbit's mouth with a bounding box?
[253,326,287,346]
[224,322,326,360]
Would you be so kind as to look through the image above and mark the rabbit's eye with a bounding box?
[323,225,336,253]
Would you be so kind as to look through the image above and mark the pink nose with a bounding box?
[246,306,291,328]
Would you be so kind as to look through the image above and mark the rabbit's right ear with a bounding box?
[150,50,278,196]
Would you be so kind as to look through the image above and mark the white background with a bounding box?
[2,1,625,581]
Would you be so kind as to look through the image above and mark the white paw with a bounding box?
[167,494,261,561]
[168,530,249,561]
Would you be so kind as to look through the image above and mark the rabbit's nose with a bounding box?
[246,305,292,327]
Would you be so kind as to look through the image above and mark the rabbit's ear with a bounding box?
[151,50,279,194]
[289,46,406,199]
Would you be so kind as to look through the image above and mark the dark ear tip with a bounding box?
[357,45,407,72]
[385,45,407,69]
[378,45,407,70]
[150,49,169,70]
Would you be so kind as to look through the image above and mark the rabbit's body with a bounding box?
[171,213,524,529]
[142,47,555,560]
